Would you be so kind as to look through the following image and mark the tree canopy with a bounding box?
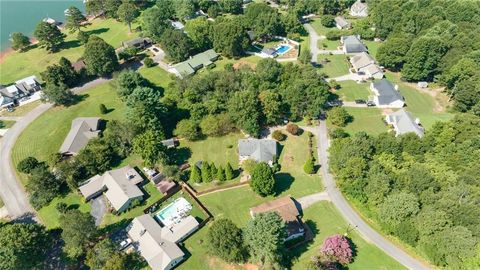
[207,218,246,263]
[250,162,276,196]
[83,35,118,76]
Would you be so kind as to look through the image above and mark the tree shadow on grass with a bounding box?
[60,40,81,50]
[169,147,192,165]
[284,219,319,268]
[85,27,109,36]
[274,172,294,195]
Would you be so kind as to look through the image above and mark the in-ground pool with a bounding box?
[276,44,292,55]
[155,197,192,226]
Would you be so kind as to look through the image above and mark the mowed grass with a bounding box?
[291,202,406,270]
[364,40,381,60]
[0,18,139,84]
[336,81,371,101]
[0,120,15,129]
[311,19,335,36]
[342,107,388,136]
[138,65,173,89]
[318,54,350,78]
[318,39,339,50]
[0,100,42,117]
[37,193,91,229]
[12,82,126,184]
[385,73,453,129]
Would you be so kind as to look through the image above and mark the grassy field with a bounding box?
[318,39,339,50]
[318,54,350,78]
[138,65,174,89]
[311,19,335,36]
[385,73,453,129]
[0,100,42,117]
[37,193,91,229]
[364,40,381,60]
[336,81,371,101]
[342,107,388,136]
[0,120,15,129]
[12,82,126,184]
[0,18,139,84]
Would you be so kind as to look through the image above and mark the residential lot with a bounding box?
[318,54,350,78]
[336,81,371,101]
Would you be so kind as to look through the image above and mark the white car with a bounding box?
[119,238,132,250]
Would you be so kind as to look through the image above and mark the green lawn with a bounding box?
[318,39,339,50]
[0,18,139,84]
[385,73,453,129]
[336,81,371,101]
[318,54,350,78]
[291,202,406,270]
[138,65,173,89]
[0,100,42,117]
[37,193,91,229]
[0,120,15,129]
[12,82,126,184]
[364,40,381,60]
[311,19,335,36]
[342,107,388,136]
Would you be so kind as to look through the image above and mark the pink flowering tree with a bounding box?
[320,234,353,266]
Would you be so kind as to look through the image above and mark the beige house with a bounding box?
[59,117,101,156]
[335,16,351,29]
[350,52,384,79]
[386,109,424,138]
[350,0,368,17]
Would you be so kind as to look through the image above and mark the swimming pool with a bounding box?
[276,44,292,55]
[155,197,192,226]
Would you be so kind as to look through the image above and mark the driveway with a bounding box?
[90,196,107,226]
[296,192,330,210]
[303,23,321,63]
[326,73,364,82]
[315,120,430,270]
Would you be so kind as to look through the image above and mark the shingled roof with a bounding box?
[238,139,277,163]
[59,117,100,155]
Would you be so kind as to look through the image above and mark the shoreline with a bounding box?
[0,38,38,64]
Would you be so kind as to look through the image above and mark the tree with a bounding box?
[133,130,169,167]
[143,57,155,67]
[117,0,139,32]
[189,164,202,183]
[201,162,212,182]
[33,21,65,52]
[378,192,420,231]
[212,19,250,57]
[216,166,226,181]
[219,0,243,14]
[228,90,263,137]
[174,119,201,140]
[244,3,284,40]
[86,238,118,270]
[27,165,63,209]
[86,0,105,16]
[299,47,312,64]
[244,212,286,268]
[115,69,148,99]
[304,157,315,174]
[10,32,30,51]
[286,123,300,135]
[102,253,141,270]
[156,0,175,19]
[225,162,234,180]
[99,103,108,114]
[256,58,283,83]
[207,218,246,262]
[126,86,167,135]
[250,162,275,196]
[65,6,86,33]
[160,29,192,62]
[185,17,213,51]
[209,162,218,177]
[83,35,118,76]
[77,30,90,44]
[327,107,351,127]
[17,156,40,174]
[402,37,448,81]
[376,35,412,71]
[76,138,117,176]
[42,83,75,106]
[104,0,122,18]
[174,0,196,20]
[320,234,353,266]
[321,15,335,27]
[60,209,97,259]
[272,130,286,141]
[200,114,234,136]
[142,7,171,42]
[0,223,49,270]
[41,57,78,87]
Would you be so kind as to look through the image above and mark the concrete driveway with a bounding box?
[90,196,107,226]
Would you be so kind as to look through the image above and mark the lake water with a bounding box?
[0,0,84,51]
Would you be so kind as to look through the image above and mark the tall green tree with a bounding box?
[10,32,30,51]
[0,223,49,270]
[185,17,213,51]
[376,34,413,71]
[160,29,192,62]
[60,209,97,259]
[219,0,242,14]
[207,218,246,262]
[41,57,78,87]
[225,162,234,180]
[117,0,139,32]
[42,82,75,106]
[190,165,202,183]
[156,0,175,19]
[228,90,263,137]
[402,37,448,81]
[86,239,118,270]
[142,7,171,42]
[104,0,122,18]
[244,3,284,40]
[212,19,249,57]
[174,0,196,20]
[115,69,148,99]
[244,212,286,268]
[201,162,212,182]
[133,130,169,167]
[65,6,86,33]
[83,35,118,76]
[250,162,275,196]
[34,21,65,52]
[174,119,201,140]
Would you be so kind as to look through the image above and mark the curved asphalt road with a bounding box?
[316,120,430,270]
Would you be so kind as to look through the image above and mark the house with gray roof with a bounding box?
[59,117,100,156]
[121,37,152,49]
[261,48,278,58]
[350,52,384,79]
[0,75,42,108]
[168,49,219,78]
[341,35,367,54]
[386,109,424,137]
[127,214,199,270]
[350,0,368,17]
[335,16,351,29]
[79,165,144,213]
[238,138,277,166]
[370,79,405,108]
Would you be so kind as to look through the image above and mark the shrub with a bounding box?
[17,157,40,174]
[225,162,234,180]
[321,234,353,266]
[272,130,286,141]
[286,123,300,135]
[326,29,349,40]
[329,128,349,139]
[143,57,155,67]
[321,15,335,27]
[250,163,275,197]
[327,107,352,127]
[56,202,69,214]
[216,166,226,181]
[99,103,107,114]
[304,157,315,174]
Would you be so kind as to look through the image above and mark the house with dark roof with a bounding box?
[59,117,101,156]
[335,16,351,30]
[386,109,424,137]
[168,49,219,78]
[341,35,367,54]
[79,165,144,213]
[238,138,277,166]
[370,79,405,108]
[250,196,305,242]
[121,37,152,49]
[350,0,368,17]
[260,48,278,58]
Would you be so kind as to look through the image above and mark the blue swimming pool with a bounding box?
[276,44,292,55]
[155,197,192,226]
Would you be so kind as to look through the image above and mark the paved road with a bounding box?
[0,77,111,219]
[315,120,430,270]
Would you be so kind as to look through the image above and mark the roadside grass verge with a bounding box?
[318,54,350,78]
[336,81,370,101]
[0,101,42,117]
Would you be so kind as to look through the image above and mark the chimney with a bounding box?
[394,84,399,91]
[140,229,146,236]
[415,118,421,125]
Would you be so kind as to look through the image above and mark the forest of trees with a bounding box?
[329,114,480,269]
[372,0,480,115]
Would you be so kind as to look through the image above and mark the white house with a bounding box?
[0,75,42,108]
[350,0,368,17]
[370,79,405,108]
[386,109,424,137]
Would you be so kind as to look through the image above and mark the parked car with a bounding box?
[152,47,159,53]
[354,99,366,104]
[366,101,376,107]
[119,238,132,250]
[7,107,14,112]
